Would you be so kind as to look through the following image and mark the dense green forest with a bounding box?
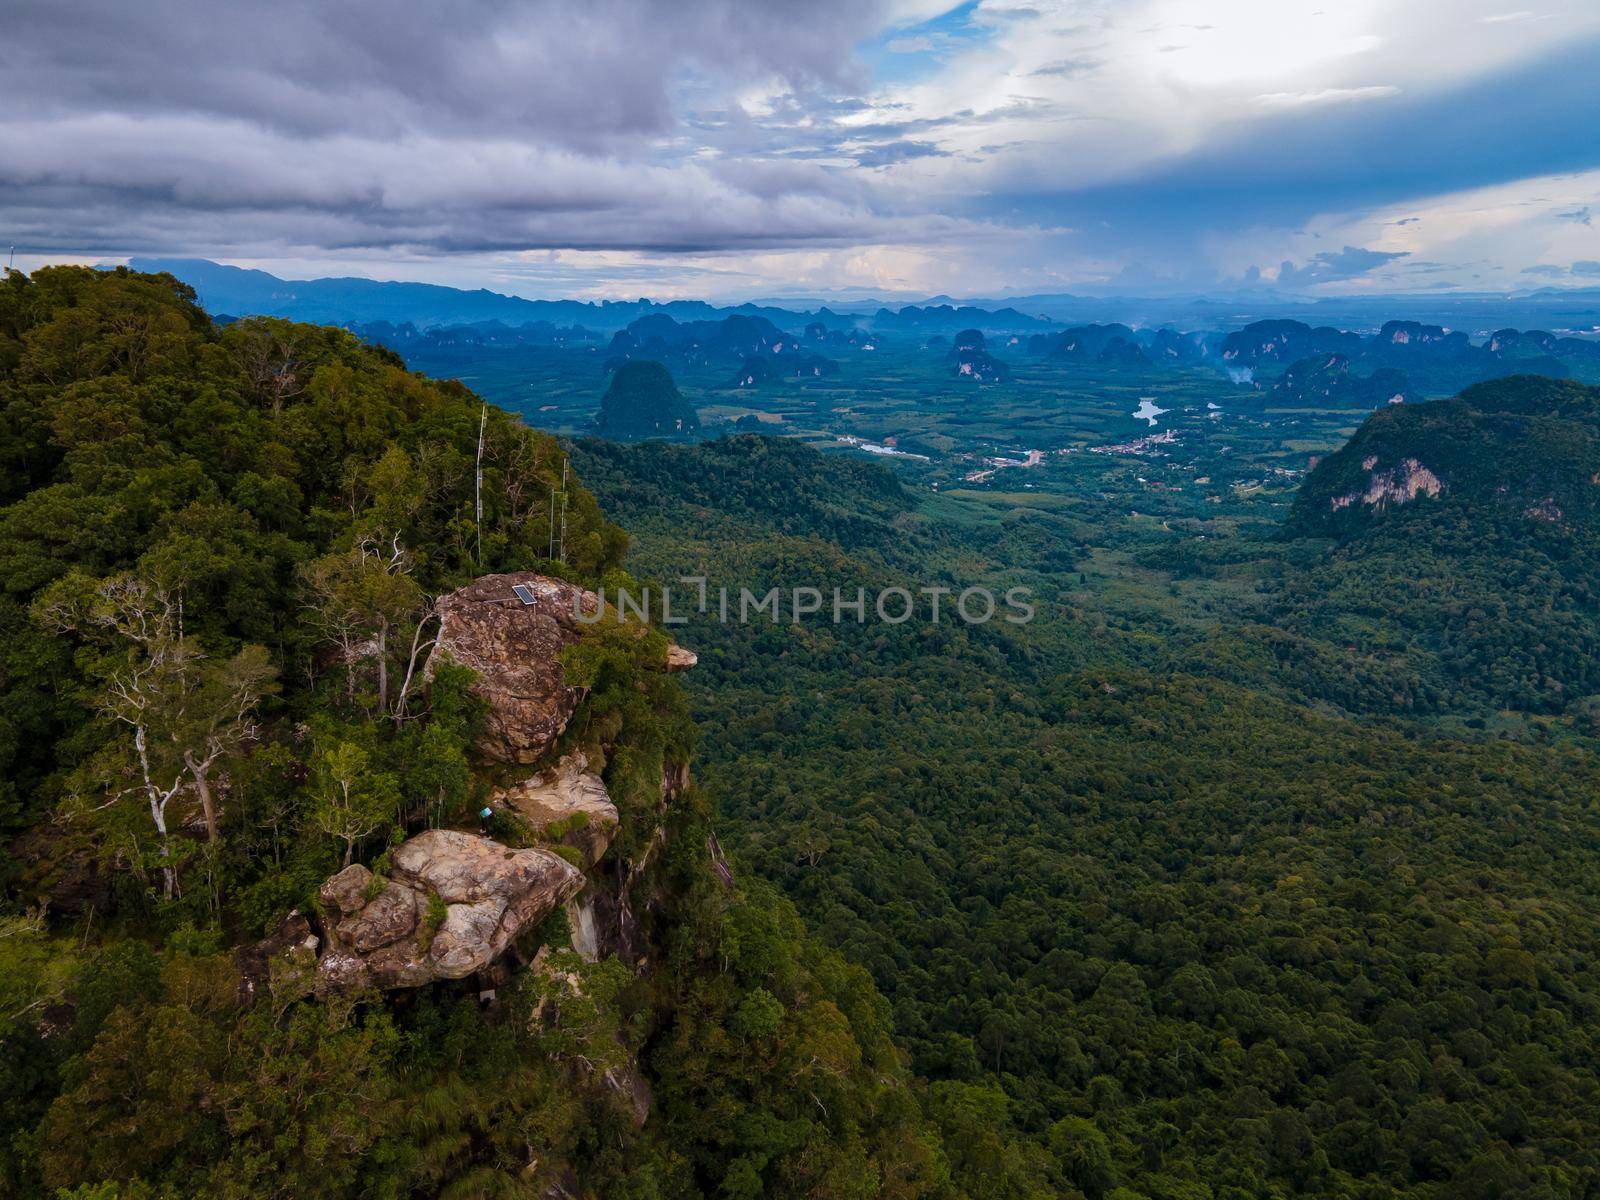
[0,268,977,1199]
[575,398,1600,1199]
[6,267,1600,1200]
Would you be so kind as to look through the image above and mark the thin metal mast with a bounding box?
[474,404,486,566]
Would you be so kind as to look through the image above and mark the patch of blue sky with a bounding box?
[859,2,994,87]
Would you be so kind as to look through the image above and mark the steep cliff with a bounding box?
[0,268,949,1200]
[1289,375,1600,538]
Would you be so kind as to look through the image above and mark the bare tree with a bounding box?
[36,574,276,897]
[300,532,429,717]
[391,601,439,725]
[228,319,305,415]
[485,417,550,531]
[179,645,277,845]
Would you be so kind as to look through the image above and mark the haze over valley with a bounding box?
[4,4,1600,1199]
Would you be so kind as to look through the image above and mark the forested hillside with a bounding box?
[1272,377,1600,714]
[578,410,1600,1198]
[0,268,966,1199]
[7,267,1600,1200]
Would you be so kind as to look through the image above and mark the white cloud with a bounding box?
[4,0,1600,295]
[1256,86,1401,107]
[1209,168,1600,294]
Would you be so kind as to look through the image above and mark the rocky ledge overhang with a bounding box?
[314,829,585,995]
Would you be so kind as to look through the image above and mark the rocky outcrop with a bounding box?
[315,829,584,994]
[430,574,597,763]
[295,573,700,996]
[1330,457,1444,512]
[431,573,695,764]
[1046,323,1142,360]
[595,360,700,438]
[529,945,654,1127]
[1525,496,1563,522]
[730,352,838,387]
[494,751,619,868]
[954,347,1010,383]
[1262,354,1415,411]
[1220,320,1359,366]
[7,823,113,918]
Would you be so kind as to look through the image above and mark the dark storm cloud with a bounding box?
[3,0,878,145]
[1274,246,1410,288]
[5,0,1598,288]
[0,0,940,257]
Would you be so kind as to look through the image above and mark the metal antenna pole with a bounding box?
[559,460,568,561]
[474,404,486,566]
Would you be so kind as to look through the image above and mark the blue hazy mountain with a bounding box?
[127,258,1061,336]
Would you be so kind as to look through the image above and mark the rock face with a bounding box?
[431,574,597,764]
[315,829,585,994]
[730,352,838,388]
[954,347,1011,383]
[494,751,620,868]
[1329,457,1444,512]
[431,572,696,764]
[1263,354,1415,411]
[1219,320,1359,366]
[1046,322,1142,360]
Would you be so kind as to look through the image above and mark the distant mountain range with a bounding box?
[130,258,1600,342]
[127,258,1063,336]
[129,258,825,333]
[122,260,1600,412]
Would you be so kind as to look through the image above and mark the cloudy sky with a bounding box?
[4,0,1599,299]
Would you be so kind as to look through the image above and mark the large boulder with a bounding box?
[430,574,598,763]
[430,572,695,763]
[315,829,585,994]
[493,751,619,868]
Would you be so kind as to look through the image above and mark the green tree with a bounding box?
[310,741,395,868]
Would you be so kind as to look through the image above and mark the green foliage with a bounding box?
[595,361,700,440]
[0,269,944,1199]
[1267,378,1600,714]
[583,422,1600,1198]
[24,268,1600,1199]
[646,787,959,1200]
[423,891,448,931]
